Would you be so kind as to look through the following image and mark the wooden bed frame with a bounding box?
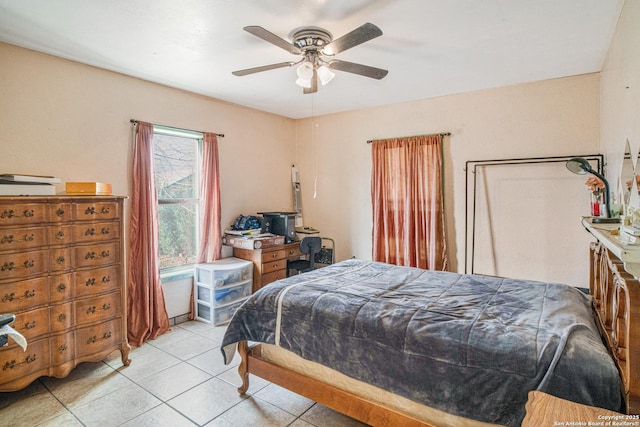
[233,242,639,426]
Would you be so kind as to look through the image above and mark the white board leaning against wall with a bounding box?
[466,156,602,288]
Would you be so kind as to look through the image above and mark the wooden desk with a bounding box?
[232,242,303,293]
[522,391,630,427]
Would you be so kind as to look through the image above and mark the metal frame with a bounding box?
[464,154,605,274]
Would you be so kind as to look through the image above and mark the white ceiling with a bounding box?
[0,0,624,119]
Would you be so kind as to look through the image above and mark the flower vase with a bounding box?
[591,191,604,217]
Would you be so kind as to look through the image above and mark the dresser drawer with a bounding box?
[50,333,75,366]
[0,227,48,252]
[75,292,120,326]
[73,221,120,244]
[262,249,287,263]
[48,225,74,246]
[0,250,48,280]
[262,259,287,274]
[12,307,49,342]
[285,246,303,258]
[74,202,119,221]
[49,202,73,222]
[261,269,287,286]
[0,338,49,385]
[49,273,74,303]
[76,318,122,358]
[75,266,119,298]
[75,242,119,269]
[0,203,48,226]
[0,277,48,312]
[50,302,73,332]
[49,247,74,272]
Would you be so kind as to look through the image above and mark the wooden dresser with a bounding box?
[0,196,131,391]
[233,242,302,292]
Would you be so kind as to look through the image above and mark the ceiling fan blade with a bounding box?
[243,26,302,55]
[303,69,318,94]
[232,62,295,76]
[322,23,382,55]
[328,60,388,80]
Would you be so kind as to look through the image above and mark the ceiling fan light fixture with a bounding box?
[295,77,312,88]
[317,65,335,85]
[296,61,314,79]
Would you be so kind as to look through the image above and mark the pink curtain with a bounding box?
[371,135,448,270]
[187,132,222,320]
[198,133,222,263]
[128,121,170,346]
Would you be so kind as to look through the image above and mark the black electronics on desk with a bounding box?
[259,212,298,243]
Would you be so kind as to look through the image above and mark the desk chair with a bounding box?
[287,236,322,277]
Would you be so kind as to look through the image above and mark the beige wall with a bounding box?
[0,42,296,232]
[294,74,600,275]
[600,0,640,183]
[3,21,629,290]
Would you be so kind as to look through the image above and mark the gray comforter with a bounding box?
[221,259,622,426]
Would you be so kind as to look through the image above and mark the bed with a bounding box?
[221,241,639,426]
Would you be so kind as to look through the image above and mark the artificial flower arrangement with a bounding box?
[585,176,606,217]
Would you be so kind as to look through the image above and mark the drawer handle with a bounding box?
[84,206,110,215]
[101,227,110,235]
[271,253,278,258]
[57,283,67,293]
[1,260,35,271]
[87,331,112,344]
[85,251,110,260]
[56,208,65,217]
[55,231,65,240]
[2,289,36,302]
[85,228,96,236]
[1,209,15,219]
[56,256,65,264]
[0,234,32,244]
[272,263,279,269]
[57,313,66,322]
[86,303,111,314]
[2,354,36,371]
[58,344,68,353]
[87,275,112,285]
[23,209,34,218]
[24,321,36,330]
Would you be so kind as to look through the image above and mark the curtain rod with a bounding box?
[130,119,224,138]
[367,132,451,143]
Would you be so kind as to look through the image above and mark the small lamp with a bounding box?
[566,157,620,223]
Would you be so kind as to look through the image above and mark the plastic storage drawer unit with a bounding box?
[194,257,253,325]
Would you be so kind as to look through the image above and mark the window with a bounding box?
[153,126,202,272]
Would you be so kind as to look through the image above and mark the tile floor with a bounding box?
[0,320,368,427]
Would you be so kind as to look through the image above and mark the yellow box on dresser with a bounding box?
[0,196,131,391]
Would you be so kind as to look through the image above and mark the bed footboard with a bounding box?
[590,242,640,414]
[236,341,436,427]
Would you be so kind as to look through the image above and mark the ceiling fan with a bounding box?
[232,23,388,94]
